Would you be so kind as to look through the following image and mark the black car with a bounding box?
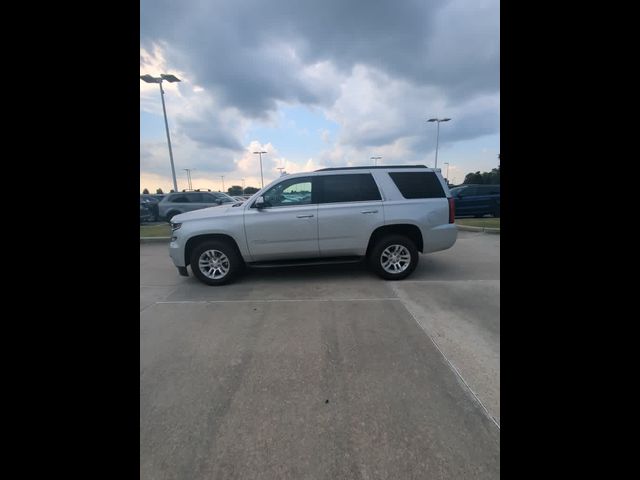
[450,184,500,218]
[140,200,154,223]
[140,194,166,221]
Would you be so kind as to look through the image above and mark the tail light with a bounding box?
[448,197,455,223]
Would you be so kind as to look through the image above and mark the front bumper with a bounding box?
[169,237,187,268]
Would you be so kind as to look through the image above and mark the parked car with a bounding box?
[158,191,237,221]
[140,194,166,221]
[140,200,154,223]
[450,184,500,218]
[232,196,246,202]
[168,165,457,285]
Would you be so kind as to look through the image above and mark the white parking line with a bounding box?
[390,283,500,430]
[155,298,400,304]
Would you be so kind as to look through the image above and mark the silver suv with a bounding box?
[169,166,457,285]
[158,191,237,221]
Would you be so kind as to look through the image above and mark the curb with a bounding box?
[456,224,500,234]
[140,237,171,243]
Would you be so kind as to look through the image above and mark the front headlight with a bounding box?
[170,222,182,231]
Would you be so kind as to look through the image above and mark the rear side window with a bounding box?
[186,193,203,202]
[319,174,381,203]
[169,195,190,203]
[388,172,445,199]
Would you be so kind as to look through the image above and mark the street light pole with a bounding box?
[183,168,192,190]
[277,167,284,176]
[444,162,450,183]
[220,176,225,193]
[371,156,382,166]
[427,118,451,169]
[253,151,267,188]
[141,74,181,192]
[242,178,245,194]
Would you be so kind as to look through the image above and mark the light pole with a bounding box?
[242,178,245,194]
[141,73,181,192]
[183,168,195,190]
[371,156,382,166]
[253,150,267,188]
[427,118,451,169]
[444,162,450,183]
[220,176,225,193]
[277,167,284,176]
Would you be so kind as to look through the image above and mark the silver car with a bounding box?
[158,191,237,221]
[169,165,457,285]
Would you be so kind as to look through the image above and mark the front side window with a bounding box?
[318,174,381,203]
[262,177,313,207]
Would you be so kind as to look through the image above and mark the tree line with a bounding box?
[462,165,500,185]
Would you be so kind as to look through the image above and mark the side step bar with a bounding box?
[247,256,363,269]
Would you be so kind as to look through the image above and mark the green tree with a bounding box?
[156,188,164,194]
[142,188,150,194]
[463,165,500,185]
[227,185,243,196]
[463,172,483,184]
[244,186,259,194]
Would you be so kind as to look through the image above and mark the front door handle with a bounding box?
[297,214,314,218]
[361,210,378,214]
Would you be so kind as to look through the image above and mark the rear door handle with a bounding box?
[297,214,314,218]
[361,210,378,214]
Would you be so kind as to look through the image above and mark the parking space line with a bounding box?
[390,283,500,430]
[154,298,401,304]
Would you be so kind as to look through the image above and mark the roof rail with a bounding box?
[315,165,428,172]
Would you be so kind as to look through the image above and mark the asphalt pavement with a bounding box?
[140,231,500,479]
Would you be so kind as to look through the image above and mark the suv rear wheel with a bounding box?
[368,234,419,280]
[190,239,242,286]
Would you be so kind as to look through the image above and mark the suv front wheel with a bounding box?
[368,235,419,280]
[190,239,242,286]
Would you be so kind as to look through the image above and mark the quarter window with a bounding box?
[388,172,445,199]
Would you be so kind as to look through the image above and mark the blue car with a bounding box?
[450,184,500,218]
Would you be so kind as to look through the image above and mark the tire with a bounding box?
[368,234,419,281]
[189,239,243,286]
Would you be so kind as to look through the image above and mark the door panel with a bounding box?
[317,201,383,256]
[243,205,319,261]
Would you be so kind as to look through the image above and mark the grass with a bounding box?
[455,217,500,229]
[140,223,171,237]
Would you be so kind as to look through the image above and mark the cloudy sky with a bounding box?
[140,0,499,193]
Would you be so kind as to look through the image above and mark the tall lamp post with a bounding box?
[253,150,267,188]
[183,168,195,190]
[371,156,382,166]
[242,178,245,194]
[141,73,181,192]
[427,117,451,169]
[443,162,450,184]
[220,175,225,193]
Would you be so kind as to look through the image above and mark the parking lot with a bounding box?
[140,231,500,479]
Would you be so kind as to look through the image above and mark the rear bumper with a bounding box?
[423,223,457,254]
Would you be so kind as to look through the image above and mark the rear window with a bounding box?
[388,172,445,199]
[318,174,381,203]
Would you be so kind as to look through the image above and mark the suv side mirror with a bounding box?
[254,196,266,209]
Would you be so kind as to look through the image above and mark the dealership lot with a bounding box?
[140,231,500,479]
